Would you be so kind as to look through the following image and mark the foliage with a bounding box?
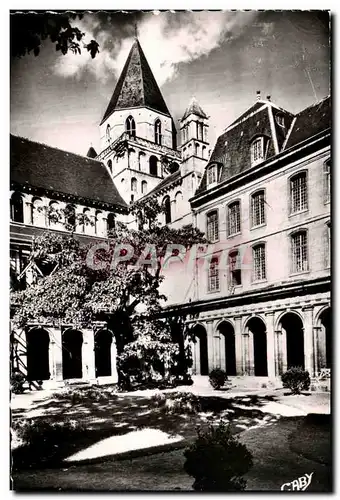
[10,370,26,394]
[183,421,253,491]
[11,12,99,59]
[52,385,118,404]
[209,368,228,390]
[151,391,201,414]
[281,366,311,394]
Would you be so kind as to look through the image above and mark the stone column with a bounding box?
[314,326,326,372]
[110,337,118,383]
[302,306,315,376]
[242,332,250,376]
[206,320,214,373]
[275,329,284,376]
[234,316,243,375]
[265,312,276,381]
[23,194,33,225]
[248,330,255,376]
[49,327,63,381]
[82,329,96,381]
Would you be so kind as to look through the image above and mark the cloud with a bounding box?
[53,11,258,85]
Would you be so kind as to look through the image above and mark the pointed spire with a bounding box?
[100,39,171,125]
[181,96,208,122]
[86,146,97,158]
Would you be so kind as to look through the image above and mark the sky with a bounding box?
[10,10,330,156]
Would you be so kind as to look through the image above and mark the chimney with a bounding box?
[266,95,271,101]
[256,90,261,101]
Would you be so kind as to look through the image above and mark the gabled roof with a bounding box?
[181,97,208,121]
[10,135,128,210]
[284,95,330,149]
[86,146,97,158]
[100,39,171,125]
[142,170,181,199]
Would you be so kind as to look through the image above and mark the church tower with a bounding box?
[96,38,180,205]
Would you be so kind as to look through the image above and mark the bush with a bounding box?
[184,421,253,491]
[281,366,311,394]
[151,391,201,415]
[52,385,117,404]
[209,368,228,390]
[11,370,26,394]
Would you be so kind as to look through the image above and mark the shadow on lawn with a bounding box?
[11,392,278,471]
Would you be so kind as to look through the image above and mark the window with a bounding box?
[251,137,264,166]
[154,119,162,145]
[149,156,158,176]
[82,208,91,234]
[107,159,112,174]
[95,211,104,235]
[163,196,171,224]
[10,192,24,223]
[175,191,183,217]
[208,255,220,292]
[131,177,137,192]
[106,124,111,143]
[32,197,45,226]
[48,201,60,228]
[251,190,265,227]
[107,213,115,234]
[125,116,136,138]
[291,231,308,273]
[195,143,200,156]
[227,201,241,236]
[275,113,285,127]
[325,223,331,268]
[138,152,144,171]
[324,159,330,203]
[202,145,207,159]
[207,164,218,186]
[229,251,241,286]
[253,244,266,281]
[65,204,76,230]
[290,172,308,213]
[141,180,147,194]
[196,122,204,141]
[206,210,219,242]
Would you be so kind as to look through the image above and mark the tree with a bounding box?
[10,11,99,59]
[11,198,206,386]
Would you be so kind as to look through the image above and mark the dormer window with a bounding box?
[126,116,136,138]
[207,164,218,187]
[275,113,285,128]
[250,137,264,166]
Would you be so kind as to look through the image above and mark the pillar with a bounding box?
[82,329,96,380]
[242,331,250,376]
[275,329,284,375]
[314,326,326,372]
[206,320,214,373]
[49,327,63,381]
[23,193,33,225]
[110,336,118,383]
[234,316,243,375]
[265,312,276,381]
[302,306,315,376]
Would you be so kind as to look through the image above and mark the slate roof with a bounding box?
[101,40,171,125]
[181,97,208,121]
[10,135,128,210]
[284,95,330,149]
[143,170,181,198]
[86,146,97,158]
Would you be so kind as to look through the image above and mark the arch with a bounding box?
[48,200,60,228]
[65,204,76,230]
[10,192,24,223]
[149,155,158,176]
[32,197,45,226]
[26,328,50,381]
[131,177,137,192]
[245,317,267,376]
[107,159,112,174]
[163,195,171,224]
[202,145,207,159]
[191,324,208,375]
[278,312,305,371]
[106,124,111,143]
[216,321,236,376]
[82,208,91,234]
[138,151,145,171]
[154,118,162,145]
[62,329,83,380]
[316,307,331,369]
[169,162,180,173]
[141,180,148,194]
[95,329,113,377]
[107,213,115,234]
[125,116,136,138]
[95,210,105,236]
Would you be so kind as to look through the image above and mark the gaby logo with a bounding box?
[281,472,314,491]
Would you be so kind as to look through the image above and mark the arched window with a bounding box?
[163,195,171,224]
[175,191,183,217]
[32,197,45,226]
[290,171,308,214]
[149,156,158,176]
[10,192,24,223]
[107,213,115,235]
[251,190,266,227]
[106,124,111,143]
[208,255,220,292]
[125,116,136,138]
[206,210,219,242]
[202,146,207,159]
[195,143,200,156]
[207,164,218,186]
[253,243,266,281]
[141,180,148,194]
[83,208,91,234]
[107,159,112,174]
[154,119,162,145]
[227,201,241,236]
[291,231,308,273]
[138,152,145,171]
[48,201,60,228]
[196,122,204,141]
[65,204,76,230]
[250,137,265,166]
[95,211,105,235]
[229,250,242,286]
[131,177,137,192]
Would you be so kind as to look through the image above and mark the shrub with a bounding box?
[52,385,117,404]
[11,370,26,394]
[209,368,228,390]
[184,421,253,491]
[281,366,311,394]
[151,391,201,414]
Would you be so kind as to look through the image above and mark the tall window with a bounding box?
[253,244,266,281]
[251,190,265,227]
[291,231,308,273]
[48,201,60,228]
[149,156,158,176]
[107,213,115,234]
[32,197,45,226]
[324,159,330,203]
[290,172,307,213]
[163,196,171,224]
[208,255,220,292]
[65,204,76,230]
[206,210,219,242]
[229,251,241,286]
[325,223,331,269]
[141,180,147,194]
[138,152,144,171]
[131,177,137,193]
[10,192,24,223]
[196,122,204,141]
[207,164,218,186]
[154,119,162,145]
[227,201,241,236]
[107,159,112,174]
[251,137,264,166]
[106,124,111,143]
[125,116,136,138]
[83,208,91,234]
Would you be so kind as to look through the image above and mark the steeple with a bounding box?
[181,96,208,122]
[100,39,171,125]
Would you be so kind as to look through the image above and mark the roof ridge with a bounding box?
[295,95,330,116]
